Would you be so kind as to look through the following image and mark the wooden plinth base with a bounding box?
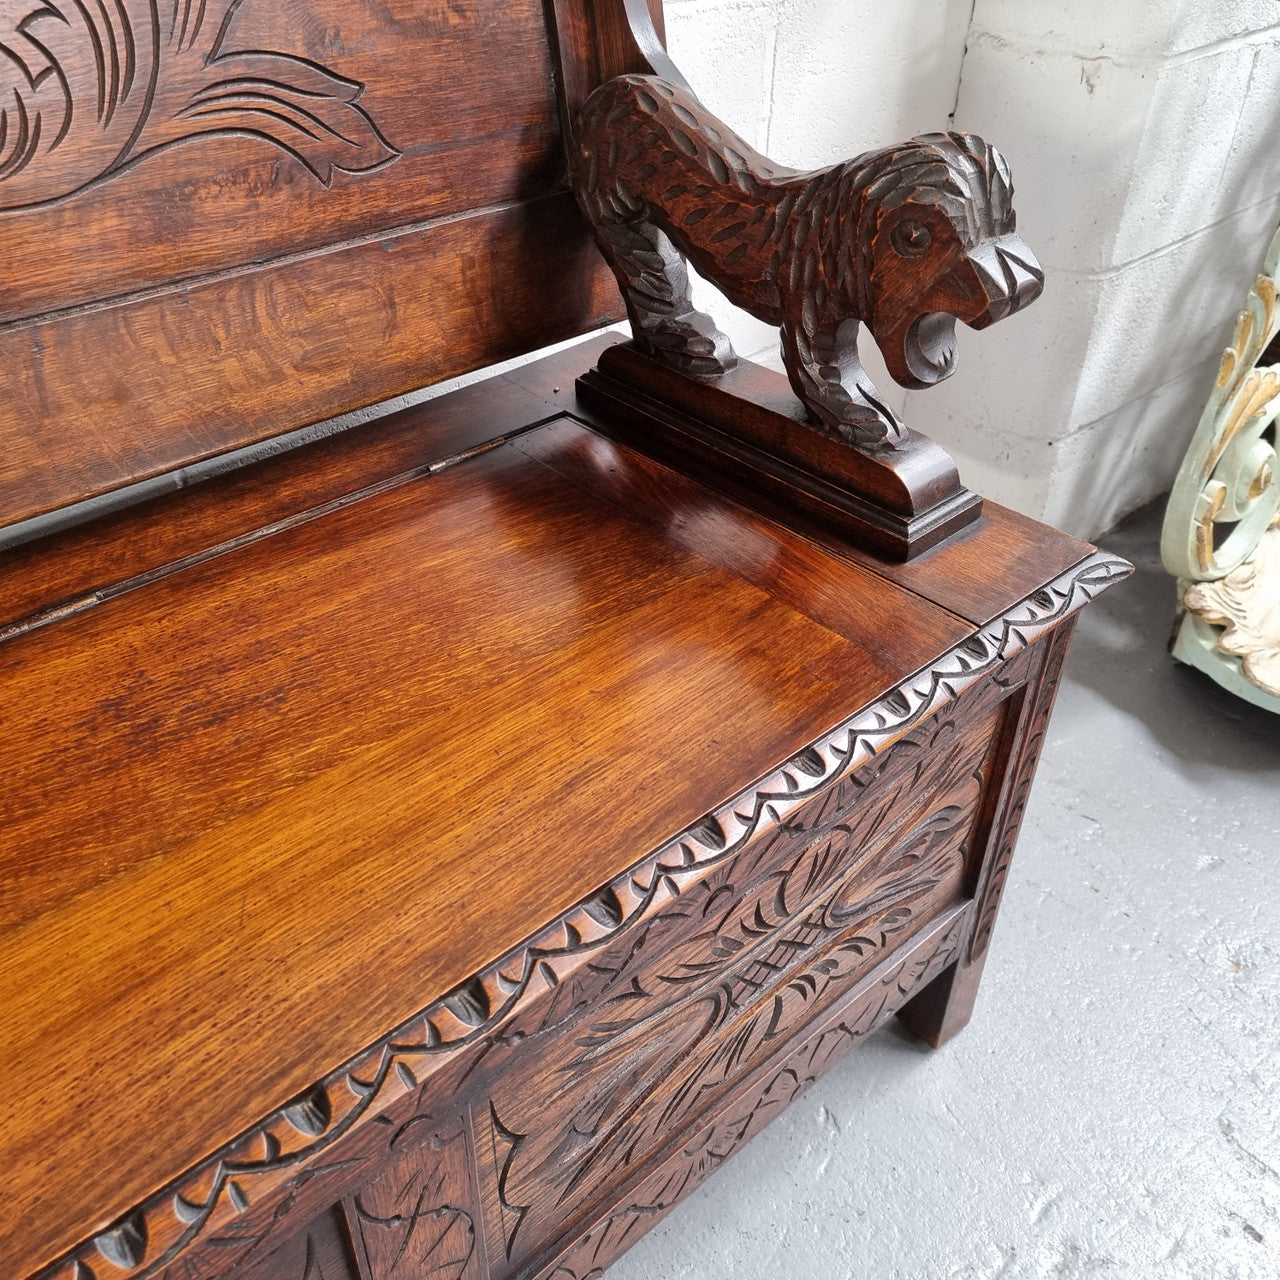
[577,342,982,560]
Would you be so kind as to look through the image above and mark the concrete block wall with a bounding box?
[662,1,1280,539]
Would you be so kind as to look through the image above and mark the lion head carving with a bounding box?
[849,132,1043,394]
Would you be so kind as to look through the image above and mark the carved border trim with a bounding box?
[37,551,1129,1280]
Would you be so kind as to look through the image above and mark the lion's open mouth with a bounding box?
[903,312,958,385]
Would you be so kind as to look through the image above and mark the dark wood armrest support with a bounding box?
[580,342,982,558]
[568,71,1044,557]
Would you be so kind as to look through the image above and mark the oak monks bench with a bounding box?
[0,2,1128,1278]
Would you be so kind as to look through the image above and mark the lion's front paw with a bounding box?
[802,384,905,450]
[637,311,737,380]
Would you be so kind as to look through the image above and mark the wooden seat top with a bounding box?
[0,339,1093,1276]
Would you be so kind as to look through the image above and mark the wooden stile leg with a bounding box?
[898,620,1078,1049]
[898,953,990,1049]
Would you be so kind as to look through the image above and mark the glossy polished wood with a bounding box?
[17,523,1130,1280]
[0,374,562,631]
[0,333,1092,637]
[1,2,1129,1276]
[0,414,974,1277]
[513,418,965,642]
[2,192,619,528]
[0,0,637,530]
[578,343,982,558]
[508,335,1096,625]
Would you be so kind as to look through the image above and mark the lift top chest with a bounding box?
[0,4,1126,1278]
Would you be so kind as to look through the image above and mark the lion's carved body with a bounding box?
[577,76,809,324]
[573,73,1043,449]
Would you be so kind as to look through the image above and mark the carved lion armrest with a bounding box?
[568,71,1043,558]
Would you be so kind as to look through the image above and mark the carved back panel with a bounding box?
[0,0,662,532]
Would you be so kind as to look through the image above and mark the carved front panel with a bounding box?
[345,1113,482,1280]
[234,658,1028,1280]
[468,674,1020,1275]
[539,911,968,1280]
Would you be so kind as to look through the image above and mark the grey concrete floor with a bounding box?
[608,501,1280,1280]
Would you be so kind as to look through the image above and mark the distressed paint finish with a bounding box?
[1181,520,1280,707]
[1162,223,1280,712]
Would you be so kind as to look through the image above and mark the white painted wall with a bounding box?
[662,1,1280,539]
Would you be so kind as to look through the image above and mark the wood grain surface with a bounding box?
[1,192,619,528]
[507,335,1095,624]
[577,346,984,559]
[30,607,1104,1280]
[0,333,1094,638]
[0,0,564,322]
[0,368,562,630]
[0,419,970,1277]
[0,3,1126,1278]
[0,0,667,531]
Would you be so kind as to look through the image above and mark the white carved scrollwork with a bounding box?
[1182,523,1280,699]
[1161,225,1280,712]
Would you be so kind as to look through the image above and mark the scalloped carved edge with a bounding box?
[34,551,1129,1280]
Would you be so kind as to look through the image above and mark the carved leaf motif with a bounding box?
[351,1117,478,1280]
[1183,521,1280,697]
[1163,230,1280,582]
[354,1203,474,1280]
[0,0,398,211]
[543,914,967,1280]
[484,716,992,1264]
